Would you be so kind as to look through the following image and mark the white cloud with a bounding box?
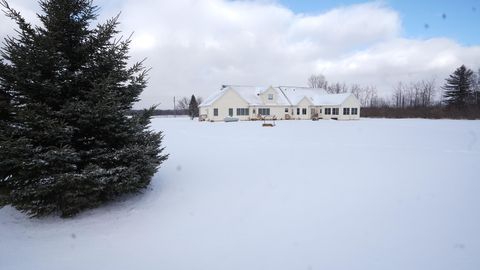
[1,0,479,108]
[0,0,39,35]
[317,38,480,91]
[286,2,401,54]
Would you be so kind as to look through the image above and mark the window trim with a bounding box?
[259,108,270,116]
[236,108,249,116]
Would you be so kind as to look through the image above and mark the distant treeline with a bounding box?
[129,109,188,116]
[130,95,201,118]
[361,105,480,120]
[309,64,480,120]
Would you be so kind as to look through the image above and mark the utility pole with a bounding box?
[173,96,176,118]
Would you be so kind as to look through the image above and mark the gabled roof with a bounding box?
[229,86,267,105]
[199,85,355,107]
[278,86,328,105]
[199,89,227,107]
[199,86,264,107]
[312,93,353,106]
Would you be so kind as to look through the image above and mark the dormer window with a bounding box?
[268,94,273,100]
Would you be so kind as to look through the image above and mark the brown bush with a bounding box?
[361,105,480,120]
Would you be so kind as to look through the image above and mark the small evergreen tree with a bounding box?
[0,0,168,217]
[188,95,199,119]
[442,65,474,108]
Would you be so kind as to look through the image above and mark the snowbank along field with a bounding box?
[1,117,479,270]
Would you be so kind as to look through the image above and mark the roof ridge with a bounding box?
[223,84,270,88]
[202,85,351,107]
[277,85,311,89]
[277,87,293,105]
[224,85,321,89]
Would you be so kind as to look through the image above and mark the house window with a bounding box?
[302,108,307,115]
[332,108,339,115]
[352,108,358,115]
[319,108,322,114]
[236,108,249,116]
[325,108,331,115]
[343,108,350,115]
[228,108,233,116]
[214,108,218,116]
[285,108,289,113]
[296,108,300,115]
[258,108,270,115]
[268,94,273,100]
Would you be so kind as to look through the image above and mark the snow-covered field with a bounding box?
[1,118,479,270]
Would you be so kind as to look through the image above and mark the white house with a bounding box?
[199,85,361,121]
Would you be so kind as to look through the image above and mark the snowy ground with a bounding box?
[1,118,480,270]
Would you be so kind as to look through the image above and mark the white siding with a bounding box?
[250,106,291,120]
[259,87,278,105]
[293,97,314,120]
[202,89,250,121]
[317,95,360,120]
[338,95,361,120]
[200,87,361,122]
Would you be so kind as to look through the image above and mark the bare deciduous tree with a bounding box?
[392,79,436,108]
[392,82,407,108]
[418,79,436,107]
[307,74,328,89]
[369,89,389,107]
[350,84,378,107]
[327,82,348,94]
[471,68,480,105]
[176,97,189,110]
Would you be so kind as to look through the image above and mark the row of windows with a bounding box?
[218,108,269,116]
[236,108,249,116]
[324,107,358,115]
[324,108,339,115]
[281,108,311,115]
[214,107,358,116]
[295,108,307,115]
[258,108,270,115]
[342,108,358,115]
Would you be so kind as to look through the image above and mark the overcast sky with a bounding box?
[1,0,479,109]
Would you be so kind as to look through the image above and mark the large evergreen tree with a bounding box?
[188,94,199,119]
[0,0,168,217]
[442,65,474,108]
